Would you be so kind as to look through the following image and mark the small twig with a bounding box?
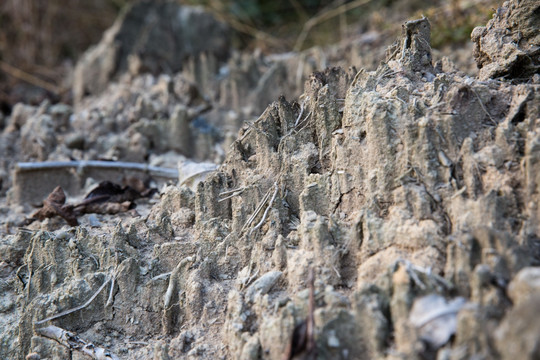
[106,254,120,308]
[451,186,467,199]
[245,266,260,288]
[15,264,27,287]
[294,111,313,133]
[25,234,39,301]
[239,117,271,141]
[471,88,496,125]
[391,95,407,105]
[331,264,341,278]
[294,0,374,51]
[295,100,306,127]
[207,7,281,47]
[148,272,172,283]
[243,190,271,230]
[163,257,194,308]
[236,128,253,144]
[280,110,312,150]
[126,341,149,346]
[179,169,216,187]
[405,262,426,290]
[218,189,245,202]
[235,112,270,145]
[241,186,273,233]
[219,187,246,197]
[0,60,62,95]
[106,275,116,308]
[290,0,309,20]
[376,69,397,83]
[35,274,111,325]
[239,258,255,290]
[427,101,447,110]
[249,182,279,235]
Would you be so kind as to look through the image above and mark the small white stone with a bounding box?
[327,330,340,347]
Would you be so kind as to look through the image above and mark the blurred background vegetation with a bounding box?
[0,0,496,111]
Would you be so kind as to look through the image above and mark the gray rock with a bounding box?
[409,294,466,350]
[73,2,230,102]
[507,267,540,306]
[245,271,282,303]
[495,295,540,360]
[64,133,86,150]
[472,0,540,81]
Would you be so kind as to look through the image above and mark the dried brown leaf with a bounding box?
[31,186,79,226]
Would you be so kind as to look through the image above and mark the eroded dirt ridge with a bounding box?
[1,3,540,360]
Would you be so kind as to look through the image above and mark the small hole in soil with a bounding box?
[511,103,527,124]
[358,131,366,143]
[310,161,322,174]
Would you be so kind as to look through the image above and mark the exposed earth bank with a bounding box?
[1,1,539,359]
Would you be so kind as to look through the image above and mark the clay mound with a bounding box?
[198,15,539,359]
[1,3,540,360]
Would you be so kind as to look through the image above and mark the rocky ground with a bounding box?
[1,0,539,359]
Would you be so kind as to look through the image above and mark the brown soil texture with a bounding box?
[1,1,540,360]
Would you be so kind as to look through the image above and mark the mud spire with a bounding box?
[387,17,434,73]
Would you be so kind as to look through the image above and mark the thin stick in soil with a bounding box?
[35,273,112,325]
